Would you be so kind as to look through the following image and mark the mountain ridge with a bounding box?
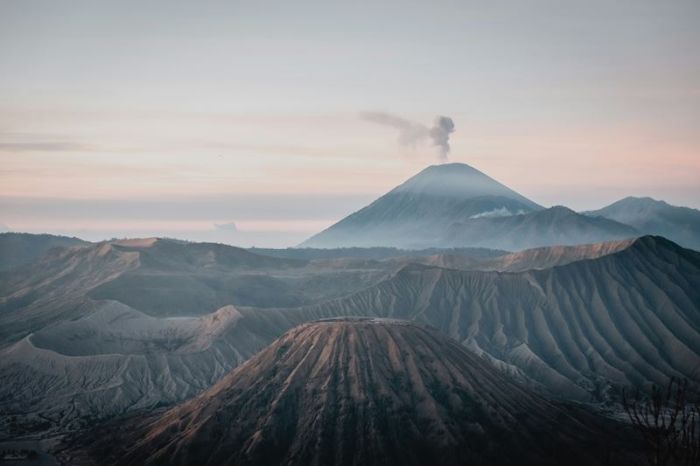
[443,205,638,250]
[275,235,700,399]
[586,196,700,250]
[1,235,697,437]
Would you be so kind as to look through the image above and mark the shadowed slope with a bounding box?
[67,319,633,466]
[443,206,638,251]
[0,232,89,271]
[0,241,142,345]
[260,236,700,399]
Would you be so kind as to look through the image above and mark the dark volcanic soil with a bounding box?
[65,318,636,466]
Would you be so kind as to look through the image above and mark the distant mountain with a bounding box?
[301,164,639,251]
[0,232,89,271]
[64,319,634,466]
[301,163,542,249]
[444,206,639,251]
[586,197,700,250]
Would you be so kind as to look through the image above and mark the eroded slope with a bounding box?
[65,319,631,466]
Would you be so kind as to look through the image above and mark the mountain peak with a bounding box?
[621,195,660,202]
[586,197,700,250]
[416,162,483,174]
[542,205,576,215]
[392,163,541,209]
[629,234,689,252]
[613,196,669,208]
[302,163,654,250]
[300,162,543,248]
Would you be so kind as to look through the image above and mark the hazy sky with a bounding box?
[1,0,699,246]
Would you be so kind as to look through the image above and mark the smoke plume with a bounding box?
[429,116,455,161]
[361,112,455,162]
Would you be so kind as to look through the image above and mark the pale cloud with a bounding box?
[0,194,365,247]
[0,142,91,152]
[0,193,376,222]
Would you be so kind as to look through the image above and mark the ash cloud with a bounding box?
[361,112,456,162]
[360,112,427,148]
[429,116,455,161]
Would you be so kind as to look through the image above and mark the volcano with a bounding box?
[301,163,542,249]
[67,319,634,466]
[301,163,637,250]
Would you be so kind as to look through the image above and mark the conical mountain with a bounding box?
[390,163,540,206]
[68,319,633,466]
[301,163,637,250]
[301,163,542,249]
